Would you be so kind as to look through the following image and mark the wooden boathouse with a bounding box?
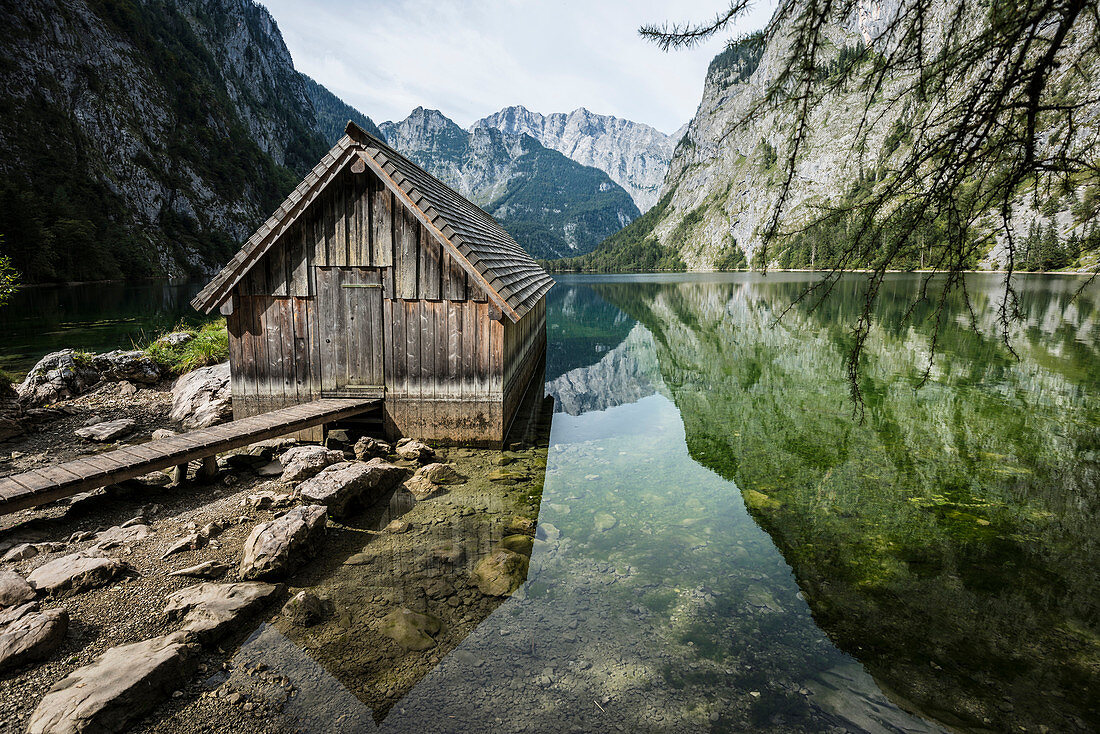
[190,121,553,445]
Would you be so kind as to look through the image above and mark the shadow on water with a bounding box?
[207,368,555,731]
[585,273,1100,732]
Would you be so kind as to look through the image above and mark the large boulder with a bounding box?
[162,582,282,643]
[296,459,406,517]
[239,505,327,580]
[92,350,161,385]
[352,436,391,460]
[27,552,128,596]
[278,445,345,483]
[0,569,36,607]
[0,601,68,672]
[170,362,231,430]
[25,632,200,734]
[74,418,136,442]
[405,462,466,500]
[17,350,100,406]
[471,548,530,596]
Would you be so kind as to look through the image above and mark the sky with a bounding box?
[262,0,776,135]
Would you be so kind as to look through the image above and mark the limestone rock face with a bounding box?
[278,445,345,483]
[163,581,282,642]
[239,505,327,580]
[296,459,406,517]
[27,553,128,596]
[92,350,161,384]
[25,632,200,734]
[471,549,530,596]
[0,602,68,671]
[74,418,136,442]
[473,105,684,212]
[17,350,101,407]
[170,362,231,430]
[377,607,442,650]
[0,570,36,607]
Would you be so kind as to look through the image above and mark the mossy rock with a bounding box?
[504,516,537,537]
[500,534,534,556]
[742,489,781,512]
[377,607,442,650]
[471,549,530,596]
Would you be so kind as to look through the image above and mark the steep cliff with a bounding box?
[301,74,384,144]
[380,107,640,259]
[473,106,684,212]
[0,0,330,283]
[584,2,1098,272]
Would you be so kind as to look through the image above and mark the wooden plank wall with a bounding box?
[239,166,484,304]
[228,159,543,444]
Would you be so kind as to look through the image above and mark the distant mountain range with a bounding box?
[473,106,685,212]
[379,108,640,260]
[0,0,681,282]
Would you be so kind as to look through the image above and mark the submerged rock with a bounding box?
[296,459,406,518]
[471,549,530,596]
[239,505,327,580]
[282,590,327,627]
[170,362,231,429]
[74,418,135,442]
[594,512,618,532]
[0,602,68,672]
[163,581,283,643]
[504,516,537,537]
[278,445,345,483]
[0,570,35,607]
[500,534,534,556]
[377,607,442,650]
[27,553,127,596]
[417,462,466,485]
[26,631,200,734]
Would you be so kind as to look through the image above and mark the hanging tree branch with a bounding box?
[643,0,1100,413]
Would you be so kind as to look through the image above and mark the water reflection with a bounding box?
[0,279,210,376]
[582,272,1100,732]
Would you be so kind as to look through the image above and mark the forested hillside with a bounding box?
[0,0,332,283]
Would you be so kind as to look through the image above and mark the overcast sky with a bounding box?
[262,1,776,135]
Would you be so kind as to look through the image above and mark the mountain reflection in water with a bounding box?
[206,273,1097,733]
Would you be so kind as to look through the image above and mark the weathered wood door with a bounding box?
[315,267,385,395]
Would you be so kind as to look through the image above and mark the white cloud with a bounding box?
[262,0,776,133]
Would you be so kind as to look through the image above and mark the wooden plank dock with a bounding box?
[0,398,380,516]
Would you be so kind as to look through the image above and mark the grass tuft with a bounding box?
[141,321,228,376]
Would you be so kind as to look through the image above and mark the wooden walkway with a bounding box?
[0,398,380,516]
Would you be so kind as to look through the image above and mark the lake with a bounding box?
[0,279,209,378]
[6,272,1099,731]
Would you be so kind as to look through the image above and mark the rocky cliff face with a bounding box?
[616,1,1096,271]
[473,106,684,212]
[379,107,640,259]
[0,0,330,282]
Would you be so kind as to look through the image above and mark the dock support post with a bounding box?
[196,456,219,483]
[171,463,189,484]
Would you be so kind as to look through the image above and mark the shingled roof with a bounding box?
[191,121,553,322]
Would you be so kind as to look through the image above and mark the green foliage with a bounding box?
[0,235,19,306]
[759,139,778,170]
[0,0,328,283]
[301,74,385,144]
[142,321,228,375]
[0,368,15,390]
[714,239,747,270]
[545,193,687,272]
[707,31,765,88]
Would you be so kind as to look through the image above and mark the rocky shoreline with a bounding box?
[0,350,548,733]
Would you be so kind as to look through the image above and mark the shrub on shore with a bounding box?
[142,321,228,376]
